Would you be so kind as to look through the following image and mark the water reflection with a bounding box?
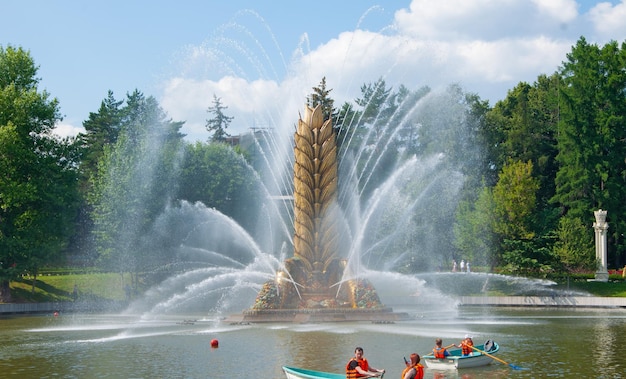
[590,317,626,378]
[430,367,510,379]
[1,307,625,378]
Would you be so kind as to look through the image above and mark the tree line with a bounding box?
[0,46,258,301]
[1,36,625,300]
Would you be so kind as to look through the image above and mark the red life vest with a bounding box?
[346,358,369,379]
[461,340,474,356]
[400,363,424,379]
[433,347,447,359]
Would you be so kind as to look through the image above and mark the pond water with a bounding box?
[1,306,624,378]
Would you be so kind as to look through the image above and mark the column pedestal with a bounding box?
[592,209,609,282]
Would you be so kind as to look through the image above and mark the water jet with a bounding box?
[225,104,408,323]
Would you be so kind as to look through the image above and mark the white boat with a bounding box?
[282,366,346,379]
[422,340,499,369]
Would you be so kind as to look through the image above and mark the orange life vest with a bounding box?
[461,340,473,356]
[346,357,369,379]
[433,347,447,359]
[400,363,424,379]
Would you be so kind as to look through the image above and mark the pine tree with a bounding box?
[307,77,334,121]
[206,94,233,143]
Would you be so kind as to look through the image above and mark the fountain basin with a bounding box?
[224,307,409,323]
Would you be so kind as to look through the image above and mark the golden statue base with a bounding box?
[224,307,409,324]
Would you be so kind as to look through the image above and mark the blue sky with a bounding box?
[3,0,626,141]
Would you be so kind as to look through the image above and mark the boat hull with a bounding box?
[423,353,494,369]
[282,366,345,379]
[422,341,499,370]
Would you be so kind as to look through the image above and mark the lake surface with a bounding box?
[1,305,625,378]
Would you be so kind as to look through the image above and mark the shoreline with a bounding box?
[2,296,626,315]
[458,295,626,308]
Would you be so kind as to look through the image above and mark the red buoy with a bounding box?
[210,339,219,348]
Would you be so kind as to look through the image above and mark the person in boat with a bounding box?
[432,338,450,358]
[346,346,385,378]
[456,334,474,356]
[401,353,424,379]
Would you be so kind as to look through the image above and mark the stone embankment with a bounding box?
[459,296,626,308]
[2,296,626,315]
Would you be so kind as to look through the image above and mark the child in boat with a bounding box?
[433,338,450,358]
[456,335,474,356]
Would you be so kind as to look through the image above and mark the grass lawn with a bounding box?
[558,279,626,297]
[5,271,626,304]
[9,272,133,303]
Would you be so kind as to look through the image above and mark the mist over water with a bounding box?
[103,10,570,319]
[121,89,567,318]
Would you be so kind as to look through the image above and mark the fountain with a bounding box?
[224,104,407,323]
[122,85,574,322]
[116,12,574,322]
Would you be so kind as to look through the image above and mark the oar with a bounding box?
[469,345,527,370]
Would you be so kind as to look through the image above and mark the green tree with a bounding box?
[554,37,626,268]
[413,85,486,172]
[554,38,608,219]
[87,90,184,286]
[481,75,561,268]
[334,101,359,149]
[347,78,406,198]
[67,91,125,261]
[453,185,498,268]
[553,216,595,271]
[493,160,539,240]
[0,45,80,301]
[492,160,545,272]
[490,77,559,201]
[337,77,393,160]
[79,90,124,184]
[306,77,334,122]
[206,94,233,143]
[176,142,261,232]
[455,91,494,198]
[356,77,393,125]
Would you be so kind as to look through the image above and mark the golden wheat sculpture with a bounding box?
[248,104,384,312]
[293,104,339,274]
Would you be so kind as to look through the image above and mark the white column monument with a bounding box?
[592,209,609,282]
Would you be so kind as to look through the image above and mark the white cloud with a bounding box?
[532,0,579,23]
[455,37,572,81]
[588,0,626,38]
[159,0,626,142]
[161,75,295,141]
[52,121,84,138]
[394,0,547,40]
